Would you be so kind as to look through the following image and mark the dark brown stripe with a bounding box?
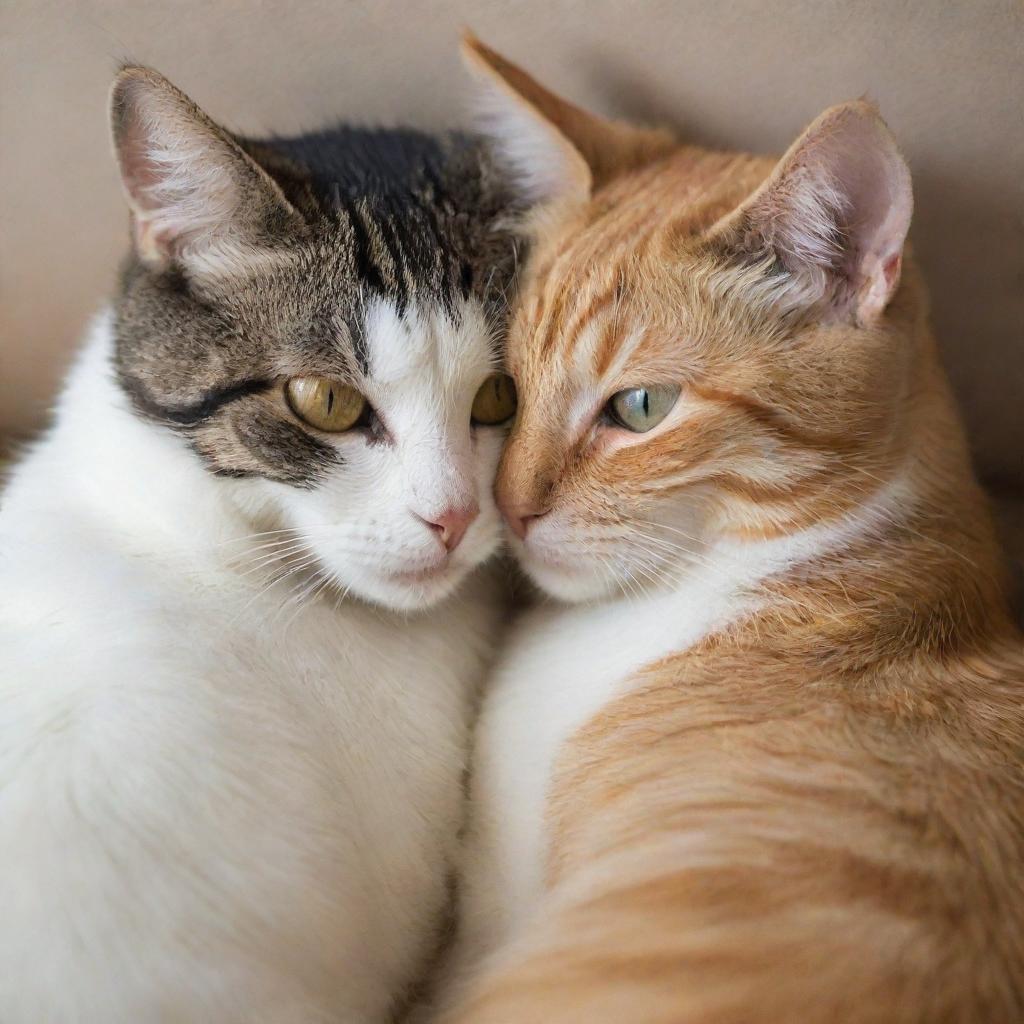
[121,375,272,427]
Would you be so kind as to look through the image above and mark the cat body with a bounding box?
[0,68,519,1022]
[454,478,908,971]
[1,321,499,1022]
[437,39,1024,1023]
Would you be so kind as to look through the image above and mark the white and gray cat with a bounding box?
[0,66,522,1023]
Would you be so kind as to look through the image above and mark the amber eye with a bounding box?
[285,376,367,432]
[471,373,518,426]
[608,385,680,433]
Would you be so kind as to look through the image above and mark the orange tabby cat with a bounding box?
[438,37,1024,1024]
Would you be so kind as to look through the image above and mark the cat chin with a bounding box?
[516,549,619,604]
[344,561,475,613]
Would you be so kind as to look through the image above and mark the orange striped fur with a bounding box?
[440,38,1024,1023]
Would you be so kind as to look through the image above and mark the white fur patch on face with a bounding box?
[266,296,508,612]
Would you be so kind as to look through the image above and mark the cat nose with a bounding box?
[500,503,548,541]
[495,444,557,541]
[421,503,479,553]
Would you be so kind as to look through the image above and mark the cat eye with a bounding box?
[285,376,367,432]
[607,385,680,433]
[471,374,518,426]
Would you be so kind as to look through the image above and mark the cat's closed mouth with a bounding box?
[389,560,454,584]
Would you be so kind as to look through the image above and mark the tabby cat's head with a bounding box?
[465,37,915,603]
[109,67,521,611]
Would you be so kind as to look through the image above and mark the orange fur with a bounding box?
[445,39,1024,1023]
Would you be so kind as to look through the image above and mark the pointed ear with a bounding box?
[708,101,912,326]
[109,67,302,269]
[460,32,675,206]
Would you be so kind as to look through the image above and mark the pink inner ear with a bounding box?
[112,74,253,266]
[754,103,913,322]
[130,213,181,265]
[115,102,184,263]
[120,138,158,212]
[833,135,909,267]
[883,253,902,292]
[114,81,178,216]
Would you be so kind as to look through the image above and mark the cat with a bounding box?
[0,65,523,1023]
[432,37,1024,1024]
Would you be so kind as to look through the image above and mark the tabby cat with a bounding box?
[438,37,1024,1023]
[0,66,521,1022]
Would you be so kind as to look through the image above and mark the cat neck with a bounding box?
[724,402,1014,667]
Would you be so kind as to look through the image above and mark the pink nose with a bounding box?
[422,503,479,553]
[500,504,547,541]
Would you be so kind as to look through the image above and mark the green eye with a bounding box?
[472,373,518,425]
[608,385,680,433]
[286,376,367,432]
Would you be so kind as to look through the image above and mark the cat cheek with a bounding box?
[590,419,671,457]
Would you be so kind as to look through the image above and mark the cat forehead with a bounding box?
[510,156,784,389]
[517,146,776,323]
[188,220,502,365]
[511,252,679,392]
[527,149,764,265]
[205,210,474,311]
[363,295,497,389]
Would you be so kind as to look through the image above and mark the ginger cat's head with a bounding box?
[464,37,922,603]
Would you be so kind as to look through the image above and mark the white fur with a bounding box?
[0,309,506,1023]
[438,472,913,1007]
[464,58,589,205]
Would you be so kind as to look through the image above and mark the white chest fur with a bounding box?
[455,567,754,969]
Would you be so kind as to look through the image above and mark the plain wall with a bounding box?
[2,0,1022,485]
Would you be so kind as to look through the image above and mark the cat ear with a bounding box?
[109,66,302,269]
[708,100,912,326]
[461,32,675,206]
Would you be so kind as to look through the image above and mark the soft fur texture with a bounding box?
[435,38,1024,1023]
[0,68,520,1022]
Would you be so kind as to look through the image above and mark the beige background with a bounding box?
[2,1,1022,488]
